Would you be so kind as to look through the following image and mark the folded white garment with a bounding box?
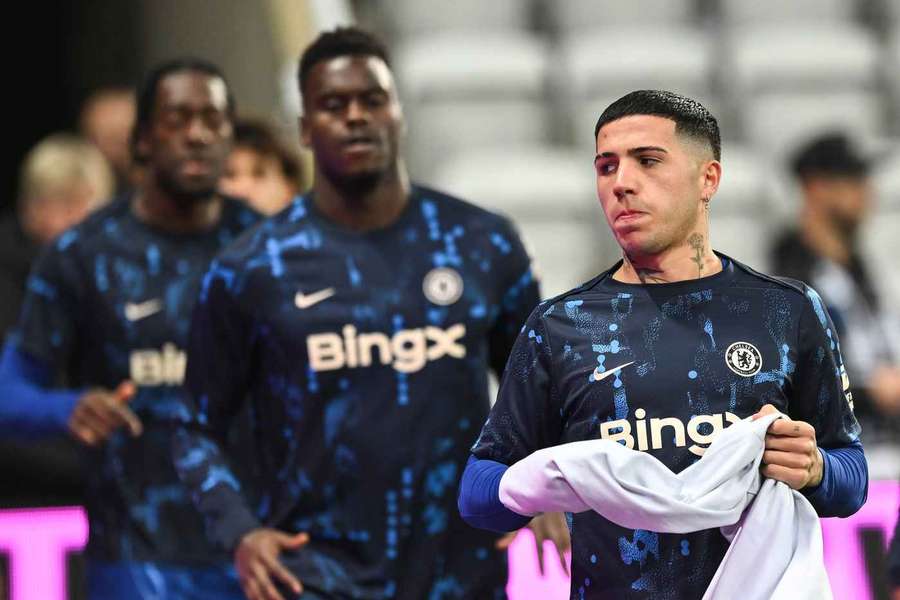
[499,412,831,600]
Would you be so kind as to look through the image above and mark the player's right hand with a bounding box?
[495,512,571,576]
[68,381,141,445]
[235,528,308,600]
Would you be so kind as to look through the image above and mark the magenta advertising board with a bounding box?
[0,480,896,599]
[505,479,898,599]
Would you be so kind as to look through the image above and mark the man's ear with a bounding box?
[700,159,722,204]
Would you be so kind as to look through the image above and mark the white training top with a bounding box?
[499,412,831,600]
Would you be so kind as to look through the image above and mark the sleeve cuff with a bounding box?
[43,389,82,430]
[459,456,532,533]
[802,442,868,518]
[217,505,262,552]
[801,448,830,504]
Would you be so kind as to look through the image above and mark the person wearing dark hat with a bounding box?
[770,132,900,441]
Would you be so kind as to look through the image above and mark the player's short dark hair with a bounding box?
[233,118,303,186]
[594,90,721,161]
[135,58,235,135]
[297,27,391,97]
[132,58,235,162]
[790,132,870,180]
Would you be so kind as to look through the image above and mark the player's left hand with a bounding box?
[495,512,570,575]
[751,404,824,490]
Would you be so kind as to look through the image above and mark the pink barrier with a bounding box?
[506,529,571,599]
[822,480,899,599]
[507,480,900,600]
[0,506,88,600]
[0,483,896,600]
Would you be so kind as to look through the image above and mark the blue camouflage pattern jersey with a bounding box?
[470,256,861,599]
[174,185,540,599]
[9,196,260,564]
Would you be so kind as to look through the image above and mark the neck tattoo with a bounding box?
[688,233,705,277]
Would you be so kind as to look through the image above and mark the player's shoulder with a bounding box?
[522,266,618,328]
[721,254,832,327]
[725,253,815,299]
[219,195,263,233]
[412,183,517,233]
[212,194,309,266]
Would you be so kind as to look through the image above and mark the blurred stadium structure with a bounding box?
[358,0,900,301]
[9,0,900,301]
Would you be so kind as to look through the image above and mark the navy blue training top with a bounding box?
[4,196,260,564]
[465,255,865,600]
[173,185,541,599]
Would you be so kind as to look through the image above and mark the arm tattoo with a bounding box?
[688,233,704,277]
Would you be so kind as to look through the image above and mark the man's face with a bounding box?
[806,175,871,237]
[82,93,135,177]
[594,115,717,259]
[300,55,403,186]
[138,70,233,202]
[221,147,296,215]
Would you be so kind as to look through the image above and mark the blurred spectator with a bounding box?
[0,133,113,336]
[0,134,111,508]
[220,118,303,214]
[770,132,900,441]
[79,87,139,192]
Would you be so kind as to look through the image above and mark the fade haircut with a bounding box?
[594,90,721,161]
[297,26,391,97]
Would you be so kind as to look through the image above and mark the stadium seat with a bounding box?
[543,0,695,32]
[559,27,713,100]
[724,23,880,97]
[887,28,900,134]
[718,0,857,25]
[394,31,552,176]
[431,147,591,216]
[879,0,900,26]
[557,27,715,149]
[405,99,550,180]
[519,220,613,298]
[379,0,530,36]
[430,147,612,297]
[394,32,549,102]
[709,145,780,272]
[742,91,885,163]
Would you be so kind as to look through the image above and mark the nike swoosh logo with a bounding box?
[295,287,336,310]
[124,299,164,322]
[592,361,635,382]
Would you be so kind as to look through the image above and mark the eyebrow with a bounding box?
[316,84,388,97]
[594,146,669,162]
[158,102,225,116]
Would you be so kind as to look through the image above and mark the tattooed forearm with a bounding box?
[688,233,704,277]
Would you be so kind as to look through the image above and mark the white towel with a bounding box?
[498,412,831,600]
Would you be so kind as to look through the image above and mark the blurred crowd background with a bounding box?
[2,0,898,546]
